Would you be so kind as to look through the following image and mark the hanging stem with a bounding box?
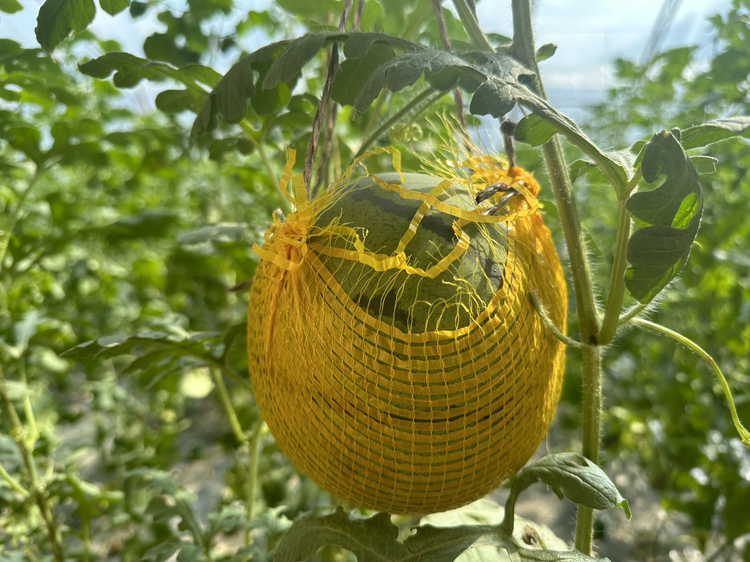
[303,0,352,193]
[356,88,443,158]
[508,0,602,554]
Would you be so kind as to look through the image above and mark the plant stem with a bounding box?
[633,319,750,447]
[618,303,647,326]
[356,88,442,158]
[212,368,246,443]
[529,291,590,349]
[453,0,494,51]
[245,421,265,545]
[20,358,38,445]
[0,461,29,497]
[0,364,65,562]
[239,122,289,212]
[510,0,602,553]
[599,171,641,345]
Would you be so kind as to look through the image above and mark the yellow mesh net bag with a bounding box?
[247,146,567,514]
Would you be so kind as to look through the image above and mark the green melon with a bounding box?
[312,172,509,333]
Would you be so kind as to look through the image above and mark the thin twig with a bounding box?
[313,101,338,197]
[303,0,353,193]
[431,0,469,139]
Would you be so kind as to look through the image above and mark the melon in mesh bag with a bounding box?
[247,147,567,514]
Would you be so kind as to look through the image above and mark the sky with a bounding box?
[1,0,732,120]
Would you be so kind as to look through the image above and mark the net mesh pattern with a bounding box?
[247,147,567,514]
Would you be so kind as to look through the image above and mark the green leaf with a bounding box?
[276,0,341,17]
[35,0,96,53]
[190,41,289,142]
[155,89,204,113]
[263,31,345,91]
[6,125,44,164]
[536,43,557,62]
[514,113,556,146]
[333,44,396,106]
[624,129,703,303]
[514,453,631,519]
[689,155,718,174]
[0,0,22,14]
[144,32,201,67]
[79,52,218,89]
[679,116,750,150]
[98,0,129,16]
[354,50,486,113]
[471,78,632,192]
[276,507,610,562]
[61,330,219,363]
[206,138,254,161]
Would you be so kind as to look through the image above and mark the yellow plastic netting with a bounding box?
[247,146,567,514]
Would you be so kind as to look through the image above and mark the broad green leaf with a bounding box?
[624,130,703,303]
[79,52,217,89]
[536,43,557,62]
[276,506,609,562]
[155,89,204,113]
[206,138,254,161]
[252,62,292,115]
[6,125,44,164]
[679,116,750,150]
[354,50,486,113]
[514,453,631,518]
[514,113,556,146]
[341,33,419,59]
[470,78,632,192]
[35,0,96,53]
[190,41,289,142]
[144,32,200,67]
[0,0,22,14]
[98,0,129,15]
[263,31,345,90]
[333,44,396,106]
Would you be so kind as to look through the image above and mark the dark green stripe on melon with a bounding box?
[313,172,508,334]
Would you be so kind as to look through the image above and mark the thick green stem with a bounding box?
[356,88,442,157]
[453,0,494,51]
[599,200,631,345]
[0,365,65,562]
[600,171,641,345]
[244,421,265,545]
[510,0,602,554]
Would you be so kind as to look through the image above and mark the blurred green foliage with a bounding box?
[1,0,749,560]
